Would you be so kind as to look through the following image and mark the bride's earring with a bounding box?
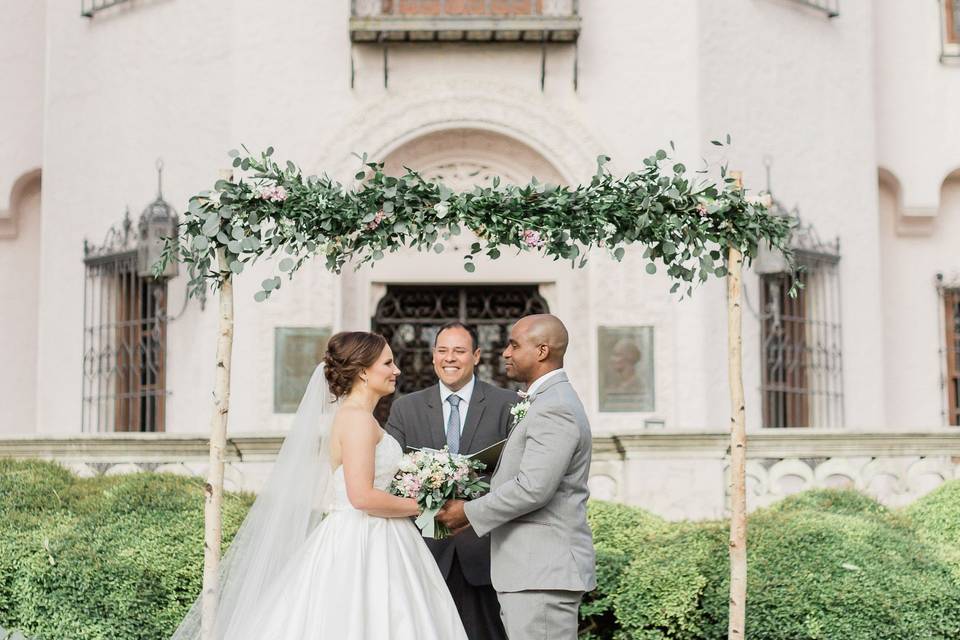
[362,376,368,388]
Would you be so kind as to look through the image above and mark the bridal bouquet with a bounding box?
[391,447,488,539]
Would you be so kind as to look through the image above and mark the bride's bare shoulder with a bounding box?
[332,406,379,440]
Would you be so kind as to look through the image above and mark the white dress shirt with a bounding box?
[439,375,476,436]
[525,368,566,399]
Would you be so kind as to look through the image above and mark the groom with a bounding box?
[438,314,596,640]
[386,321,514,640]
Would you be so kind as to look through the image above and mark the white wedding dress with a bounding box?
[224,432,469,640]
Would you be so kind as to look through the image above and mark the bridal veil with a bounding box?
[171,364,336,639]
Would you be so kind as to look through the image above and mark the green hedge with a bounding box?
[2,460,960,640]
[0,460,252,640]
[905,480,960,585]
[583,485,960,640]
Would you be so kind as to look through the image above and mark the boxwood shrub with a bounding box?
[3,461,959,640]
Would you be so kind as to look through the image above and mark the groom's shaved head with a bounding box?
[518,314,569,364]
[504,314,569,384]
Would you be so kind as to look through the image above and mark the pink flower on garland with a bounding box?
[256,185,288,202]
[367,210,386,230]
[520,229,546,248]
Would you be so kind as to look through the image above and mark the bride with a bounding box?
[171,331,468,640]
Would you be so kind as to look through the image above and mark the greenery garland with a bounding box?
[158,140,796,301]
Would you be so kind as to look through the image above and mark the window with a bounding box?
[947,0,960,44]
[758,223,843,428]
[371,285,548,422]
[945,288,960,426]
[82,211,170,432]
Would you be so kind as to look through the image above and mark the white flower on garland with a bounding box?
[510,399,531,427]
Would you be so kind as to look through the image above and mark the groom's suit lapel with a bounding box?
[506,371,570,437]
[423,385,447,451]
[494,371,569,476]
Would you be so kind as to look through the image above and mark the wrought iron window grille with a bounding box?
[81,164,180,433]
[371,284,549,423]
[936,273,960,425]
[748,162,844,428]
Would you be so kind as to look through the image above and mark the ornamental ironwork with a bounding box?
[754,161,844,428]
[371,284,549,422]
[82,165,177,432]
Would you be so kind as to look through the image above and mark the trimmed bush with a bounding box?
[0,461,252,640]
[584,489,960,640]
[581,502,669,639]
[4,462,960,639]
[906,480,960,583]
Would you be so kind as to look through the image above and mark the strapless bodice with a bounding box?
[330,433,403,511]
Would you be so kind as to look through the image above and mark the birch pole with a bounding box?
[201,247,235,640]
[726,243,747,639]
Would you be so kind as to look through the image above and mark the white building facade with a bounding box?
[1,0,958,520]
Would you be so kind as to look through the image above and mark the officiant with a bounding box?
[386,322,515,640]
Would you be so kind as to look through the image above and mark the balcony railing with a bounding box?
[3,429,958,518]
[350,0,581,42]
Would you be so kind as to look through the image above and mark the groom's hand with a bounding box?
[437,499,469,530]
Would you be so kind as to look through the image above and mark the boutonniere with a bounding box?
[511,391,531,427]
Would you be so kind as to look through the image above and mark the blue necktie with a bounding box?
[446,394,462,455]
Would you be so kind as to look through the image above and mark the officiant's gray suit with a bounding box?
[464,371,596,640]
[386,379,515,640]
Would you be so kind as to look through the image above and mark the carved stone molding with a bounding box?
[321,79,603,185]
[736,455,960,510]
[4,430,957,515]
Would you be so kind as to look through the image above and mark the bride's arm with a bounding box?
[339,415,420,518]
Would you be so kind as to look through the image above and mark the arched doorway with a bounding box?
[368,128,564,422]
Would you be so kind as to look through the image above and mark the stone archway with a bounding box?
[337,126,584,422]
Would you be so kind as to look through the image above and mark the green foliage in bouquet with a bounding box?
[156,141,796,302]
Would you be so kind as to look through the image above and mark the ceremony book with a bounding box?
[405,437,507,471]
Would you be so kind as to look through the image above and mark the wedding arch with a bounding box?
[158,141,795,640]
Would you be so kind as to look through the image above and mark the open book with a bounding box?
[405,438,507,471]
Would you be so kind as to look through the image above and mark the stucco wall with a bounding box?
[0,0,954,439]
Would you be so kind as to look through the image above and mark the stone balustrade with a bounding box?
[2,429,958,520]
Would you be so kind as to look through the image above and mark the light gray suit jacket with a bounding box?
[464,371,596,594]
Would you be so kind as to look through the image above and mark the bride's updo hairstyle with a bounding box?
[323,331,388,399]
